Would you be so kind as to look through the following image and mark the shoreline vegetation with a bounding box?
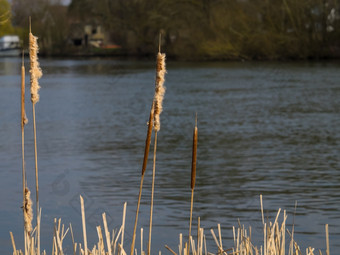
[1,0,340,60]
[9,20,332,254]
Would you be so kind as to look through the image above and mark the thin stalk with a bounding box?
[130,105,154,255]
[120,202,127,255]
[32,103,40,255]
[325,224,329,255]
[21,52,27,255]
[32,105,39,209]
[102,213,112,255]
[188,190,194,255]
[188,117,198,255]
[80,196,88,255]
[29,17,42,255]
[148,131,158,255]
[10,232,17,255]
[141,228,144,255]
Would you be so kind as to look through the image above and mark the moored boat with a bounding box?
[0,35,21,57]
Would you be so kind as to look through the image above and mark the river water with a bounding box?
[0,57,339,254]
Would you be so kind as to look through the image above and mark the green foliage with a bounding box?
[7,0,340,59]
[0,0,15,36]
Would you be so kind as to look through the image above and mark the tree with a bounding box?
[0,0,15,37]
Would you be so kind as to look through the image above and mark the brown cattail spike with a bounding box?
[153,52,166,132]
[21,52,28,128]
[191,116,198,190]
[142,103,154,175]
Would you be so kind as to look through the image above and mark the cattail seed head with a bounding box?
[153,52,166,132]
[24,187,33,235]
[29,32,42,104]
[21,58,28,128]
[142,104,154,175]
[191,122,198,190]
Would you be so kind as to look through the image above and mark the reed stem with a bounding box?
[325,224,330,255]
[188,190,194,255]
[29,17,43,254]
[32,105,39,212]
[148,131,158,255]
[21,52,27,252]
[80,196,88,255]
[188,117,198,255]
[32,103,40,255]
[131,105,154,255]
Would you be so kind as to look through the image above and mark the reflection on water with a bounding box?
[0,57,340,253]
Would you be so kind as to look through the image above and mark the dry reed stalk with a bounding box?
[282,210,286,255]
[188,117,197,255]
[80,196,88,255]
[69,223,77,255]
[179,233,183,255]
[165,245,178,255]
[289,201,298,255]
[103,213,112,255]
[29,19,43,255]
[325,224,329,255]
[190,236,196,255]
[197,217,200,249]
[218,224,223,252]
[148,40,167,255]
[97,226,105,254]
[130,105,154,255]
[114,226,123,255]
[260,195,264,225]
[120,202,127,255]
[53,218,65,255]
[147,131,158,255]
[10,232,17,255]
[141,228,144,255]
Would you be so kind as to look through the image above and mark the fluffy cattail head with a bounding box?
[24,187,33,235]
[153,52,166,132]
[29,32,42,104]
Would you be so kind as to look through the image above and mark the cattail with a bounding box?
[21,54,28,128]
[191,118,198,190]
[130,104,154,255]
[142,104,154,175]
[29,21,42,255]
[24,188,33,235]
[188,117,198,255]
[29,32,42,104]
[148,42,167,255]
[153,52,166,132]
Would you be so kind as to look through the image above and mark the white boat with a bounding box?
[0,35,21,57]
